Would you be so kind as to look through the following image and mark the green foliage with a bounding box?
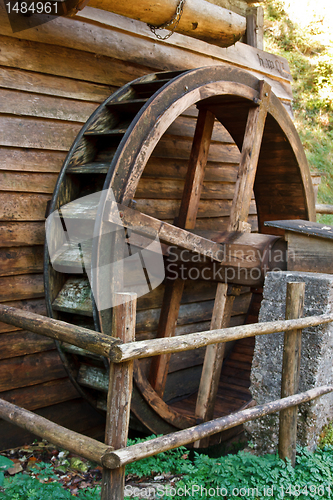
[173,447,333,499]
[1,461,101,499]
[319,421,333,448]
[2,446,333,499]
[264,0,333,224]
[125,435,194,478]
[0,455,14,487]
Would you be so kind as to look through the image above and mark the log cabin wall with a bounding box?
[0,3,293,450]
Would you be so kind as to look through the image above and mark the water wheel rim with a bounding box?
[44,65,315,435]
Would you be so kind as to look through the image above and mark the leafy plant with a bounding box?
[0,455,14,487]
[264,0,333,224]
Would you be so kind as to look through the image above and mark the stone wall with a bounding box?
[245,271,333,453]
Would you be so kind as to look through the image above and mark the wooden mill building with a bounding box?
[0,0,314,450]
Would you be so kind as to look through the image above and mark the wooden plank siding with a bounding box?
[0,30,127,450]
[0,6,293,449]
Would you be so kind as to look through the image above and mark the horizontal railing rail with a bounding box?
[316,203,333,214]
[0,282,333,499]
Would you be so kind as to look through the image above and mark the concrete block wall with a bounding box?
[245,271,333,452]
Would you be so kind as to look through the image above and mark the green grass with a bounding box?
[2,443,333,499]
[264,0,333,224]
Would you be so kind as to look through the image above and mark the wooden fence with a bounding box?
[316,204,333,215]
[0,282,333,499]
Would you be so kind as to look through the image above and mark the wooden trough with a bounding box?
[44,64,316,444]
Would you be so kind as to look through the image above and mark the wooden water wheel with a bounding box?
[44,66,315,443]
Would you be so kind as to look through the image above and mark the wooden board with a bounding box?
[0,88,99,122]
[0,222,45,247]
[0,351,66,392]
[0,246,44,276]
[0,379,79,411]
[0,275,44,302]
[0,193,51,221]
[0,34,152,86]
[0,149,67,173]
[0,398,105,451]
[0,172,58,193]
[0,330,55,359]
[0,298,46,333]
[0,116,82,150]
[0,66,115,102]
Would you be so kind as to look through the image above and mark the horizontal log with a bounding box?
[142,158,238,183]
[0,398,105,452]
[104,202,224,261]
[0,246,44,276]
[0,304,122,359]
[0,298,46,333]
[0,398,112,464]
[0,274,44,302]
[0,33,151,86]
[0,148,66,173]
[111,313,333,362]
[0,66,116,102]
[0,330,55,359]
[0,222,45,247]
[0,192,51,221]
[316,204,333,215]
[0,378,79,411]
[87,0,246,47]
[0,4,293,98]
[0,116,81,150]
[0,88,98,122]
[0,351,66,392]
[102,386,333,468]
[0,171,58,194]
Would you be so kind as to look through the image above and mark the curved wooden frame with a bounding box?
[45,65,315,436]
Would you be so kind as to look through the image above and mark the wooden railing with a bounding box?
[0,284,333,499]
[316,204,333,215]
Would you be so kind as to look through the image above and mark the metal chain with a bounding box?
[148,0,186,40]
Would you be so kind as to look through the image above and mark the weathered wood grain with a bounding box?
[0,88,98,122]
[0,116,81,150]
[0,222,45,247]
[0,304,122,359]
[102,386,333,468]
[87,0,246,47]
[0,398,112,464]
[0,34,151,86]
[0,67,116,102]
[0,193,51,221]
[0,246,44,276]
[111,313,333,362]
[0,298,46,333]
[279,282,305,466]
[0,378,80,410]
[0,330,55,359]
[101,294,136,500]
[0,148,67,173]
[0,351,66,392]
[0,171,58,193]
[0,274,44,302]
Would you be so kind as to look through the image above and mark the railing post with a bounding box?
[101,293,137,500]
[278,282,305,466]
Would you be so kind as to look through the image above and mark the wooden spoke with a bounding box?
[229,80,271,231]
[194,284,240,448]
[104,201,224,262]
[193,82,271,439]
[149,108,215,398]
